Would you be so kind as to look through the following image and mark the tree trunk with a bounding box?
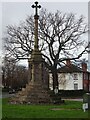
[52,70,58,90]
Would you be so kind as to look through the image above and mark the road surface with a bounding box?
[0,92,15,98]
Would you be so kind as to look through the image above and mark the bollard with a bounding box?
[83,93,90,112]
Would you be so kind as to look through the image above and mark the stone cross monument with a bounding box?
[29,2,43,84]
[10,1,52,104]
[28,2,49,87]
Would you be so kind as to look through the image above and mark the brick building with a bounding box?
[49,60,90,91]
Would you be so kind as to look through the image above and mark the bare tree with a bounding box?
[2,57,16,89]
[4,9,88,90]
[2,57,28,90]
[4,16,35,60]
[38,9,88,90]
[58,73,67,90]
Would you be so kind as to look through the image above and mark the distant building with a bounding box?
[49,60,90,91]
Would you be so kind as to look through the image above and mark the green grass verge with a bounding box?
[2,98,89,119]
[0,98,2,119]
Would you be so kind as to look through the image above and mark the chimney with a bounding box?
[82,62,87,72]
[66,59,71,66]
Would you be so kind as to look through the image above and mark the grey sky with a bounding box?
[2,2,88,31]
[1,1,89,66]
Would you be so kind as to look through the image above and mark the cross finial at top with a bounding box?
[32,1,41,16]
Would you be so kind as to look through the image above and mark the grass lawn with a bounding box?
[0,97,2,119]
[2,98,89,119]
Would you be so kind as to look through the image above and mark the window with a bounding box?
[74,83,78,90]
[73,73,78,80]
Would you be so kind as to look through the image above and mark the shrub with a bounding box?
[59,90,86,98]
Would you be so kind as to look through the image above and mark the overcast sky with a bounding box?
[0,0,89,66]
[2,2,88,30]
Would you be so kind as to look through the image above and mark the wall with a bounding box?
[59,72,83,90]
[49,72,83,90]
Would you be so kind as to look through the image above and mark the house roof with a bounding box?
[58,64,83,73]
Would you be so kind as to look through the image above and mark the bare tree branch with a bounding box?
[4,8,88,90]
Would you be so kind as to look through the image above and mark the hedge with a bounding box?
[59,90,86,98]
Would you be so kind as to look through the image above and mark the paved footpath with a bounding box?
[0,92,83,102]
[63,98,83,102]
[0,92,15,98]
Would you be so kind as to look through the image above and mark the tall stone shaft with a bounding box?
[34,15,39,49]
[29,1,43,84]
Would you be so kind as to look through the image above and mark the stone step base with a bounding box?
[9,82,52,104]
